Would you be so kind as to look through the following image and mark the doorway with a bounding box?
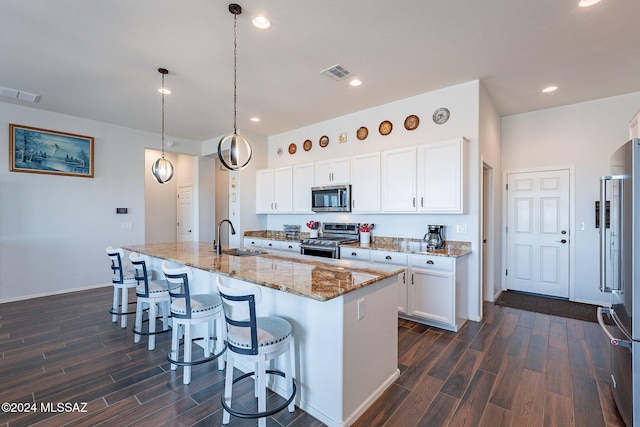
[177,185,194,242]
[482,162,495,302]
[505,168,571,298]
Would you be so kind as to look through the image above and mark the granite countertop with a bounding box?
[341,237,471,258]
[123,242,404,302]
[244,231,471,258]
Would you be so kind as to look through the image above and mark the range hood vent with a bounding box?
[320,64,351,80]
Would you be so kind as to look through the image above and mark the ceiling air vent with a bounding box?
[320,64,351,80]
[0,86,40,103]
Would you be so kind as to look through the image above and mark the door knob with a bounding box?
[556,239,567,244]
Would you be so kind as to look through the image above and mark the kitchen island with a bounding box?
[123,242,403,427]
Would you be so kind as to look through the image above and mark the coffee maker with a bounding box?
[424,225,445,251]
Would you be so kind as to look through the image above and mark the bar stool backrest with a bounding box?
[106,247,127,284]
[129,253,152,297]
[162,261,194,319]
[216,277,263,356]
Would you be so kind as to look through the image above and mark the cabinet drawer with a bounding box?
[281,241,301,253]
[370,250,408,266]
[408,254,454,271]
[244,238,263,249]
[340,247,370,261]
[261,240,281,250]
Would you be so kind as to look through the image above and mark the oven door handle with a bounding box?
[597,307,633,351]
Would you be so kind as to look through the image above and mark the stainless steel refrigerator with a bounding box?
[598,138,640,427]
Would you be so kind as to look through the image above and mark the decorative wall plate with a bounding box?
[433,107,450,124]
[319,135,329,148]
[288,143,297,154]
[356,126,368,140]
[404,114,420,130]
[379,120,393,135]
[303,139,312,151]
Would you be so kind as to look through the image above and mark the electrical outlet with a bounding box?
[456,224,468,233]
[121,222,133,230]
[357,298,365,320]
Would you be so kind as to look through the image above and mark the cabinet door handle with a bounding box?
[426,260,434,265]
[288,245,293,249]
[274,203,277,210]
[351,252,357,256]
[412,197,416,207]
[353,199,355,208]
[403,272,406,283]
[385,255,392,260]
[411,273,414,285]
[421,197,424,207]
[268,243,273,247]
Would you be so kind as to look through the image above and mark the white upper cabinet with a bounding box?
[292,162,314,213]
[381,147,417,212]
[256,167,293,214]
[351,152,381,212]
[256,169,275,213]
[314,157,350,186]
[417,137,467,214]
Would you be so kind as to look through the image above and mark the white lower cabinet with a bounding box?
[243,237,300,254]
[340,247,371,261]
[370,250,408,314]
[406,254,468,331]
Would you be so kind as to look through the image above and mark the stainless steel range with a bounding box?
[300,222,359,258]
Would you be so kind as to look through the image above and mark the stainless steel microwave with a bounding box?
[311,185,351,212]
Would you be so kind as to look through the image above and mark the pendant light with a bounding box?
[151,68,174,184]
[217,3,252,171]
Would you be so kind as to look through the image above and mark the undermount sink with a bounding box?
[220,248,264,257]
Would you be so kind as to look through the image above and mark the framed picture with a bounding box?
[9,124,94,178]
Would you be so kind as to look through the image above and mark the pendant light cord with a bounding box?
[161,71,166,159]
[233,12,238,135]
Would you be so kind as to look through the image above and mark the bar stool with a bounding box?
[106,246,138,328]
[162,261,226,385]
[129,252,174,350]
[216,276,296,427]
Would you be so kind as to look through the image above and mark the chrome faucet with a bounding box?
[215,219,236,255]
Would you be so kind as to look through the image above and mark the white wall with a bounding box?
[479,84,503,303]
[0,102,198,302]
[201,129,268,248]
[502,91,640,305]
[265,81,484,321]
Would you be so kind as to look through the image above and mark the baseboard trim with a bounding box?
[0,283,111,304]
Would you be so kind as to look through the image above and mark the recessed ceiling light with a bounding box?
[578,0,601,7]
[250,117,261,122]
[158,88,171,94]
[349,78,362,87]
[542,86,558,93]
[252,16,271,29]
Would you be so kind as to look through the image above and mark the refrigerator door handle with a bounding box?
[597,307,633,351]
[600,175,624,292]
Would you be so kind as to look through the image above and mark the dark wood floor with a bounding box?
[0,286,626,427]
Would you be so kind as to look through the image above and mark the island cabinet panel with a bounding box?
[381,147,417,212]
[351,152,381,212]
[417,137,468,214]
[256,167,293,214]
[314,157,350,186]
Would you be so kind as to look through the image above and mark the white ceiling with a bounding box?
[1,0,639,142]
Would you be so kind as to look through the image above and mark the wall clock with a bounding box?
[433,107,450,124]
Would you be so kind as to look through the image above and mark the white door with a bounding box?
[177,185,194,242]
[506,169,570,298]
